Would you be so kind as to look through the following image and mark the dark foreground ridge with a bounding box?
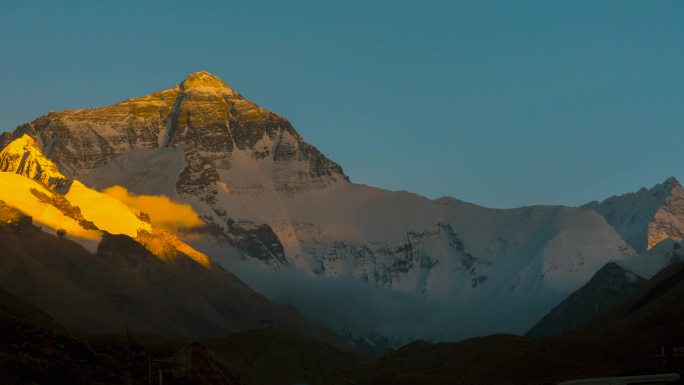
[5,247,684,385]
[0,282,243,385]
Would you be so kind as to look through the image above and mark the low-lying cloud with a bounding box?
[221,258,551,347]
[102,185,202,232]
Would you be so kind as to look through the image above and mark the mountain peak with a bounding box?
[5,133,41,152]
[180,71,235,93]
[0,134,70,190]
[663,176,682,190]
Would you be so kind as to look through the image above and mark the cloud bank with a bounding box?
[102,185,202,232]
[221,259,552,347]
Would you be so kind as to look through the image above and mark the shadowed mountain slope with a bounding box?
[526,262,646,338]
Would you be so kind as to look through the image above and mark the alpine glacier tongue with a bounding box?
[0,71,651,342]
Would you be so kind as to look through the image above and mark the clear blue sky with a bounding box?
[1,1,682,208]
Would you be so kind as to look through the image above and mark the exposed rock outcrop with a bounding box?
[584,177,684,252]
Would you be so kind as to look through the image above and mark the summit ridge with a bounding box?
[181,70,233,90]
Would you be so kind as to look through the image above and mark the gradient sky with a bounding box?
[1,1,682,208]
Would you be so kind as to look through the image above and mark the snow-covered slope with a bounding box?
[524,181,684,339]
[583,177,684,252]
[0,172,99,240]
[616,239,684,280]
[0,135,149,241]
[1,71,654,341]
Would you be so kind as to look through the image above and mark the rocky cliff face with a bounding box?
[584,177,684,252]
[293,222,488,297]
[7,71,345,189]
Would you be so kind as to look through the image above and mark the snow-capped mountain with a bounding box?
[1,71,668,341]
[583,177,684,252]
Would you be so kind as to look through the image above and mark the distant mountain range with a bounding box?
[1,71,683,346]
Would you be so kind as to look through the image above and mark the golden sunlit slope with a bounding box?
[0,134,69,189]
[0,135,211,267]
[0,172,100,239]
[136,228,211,267]
[0,143,151,240]
[65,180,151,238]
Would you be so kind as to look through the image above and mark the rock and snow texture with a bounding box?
[0,136,214,267]
[0,135,149,240]
[2,71,672,340]
[524,180,684,339]
[583,177,684,252]
[0,134,71,191]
